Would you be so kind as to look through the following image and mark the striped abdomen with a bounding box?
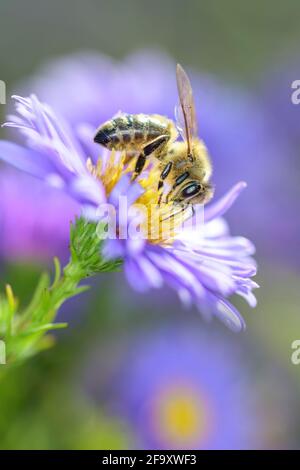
[94,114,172,151]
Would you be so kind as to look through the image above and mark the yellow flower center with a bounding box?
[153,382,213,449]
[87,151,192,244]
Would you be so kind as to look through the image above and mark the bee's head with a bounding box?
[175,180,214,205]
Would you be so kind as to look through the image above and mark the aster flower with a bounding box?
[0,92,257,332]
[83,325,288,450]
[17,50,288,265]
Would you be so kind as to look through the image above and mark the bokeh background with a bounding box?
[0,0,300,449]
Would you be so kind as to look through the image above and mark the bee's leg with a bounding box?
[133,154,147,179]
[165,171,190,203]
[157,162,173,204]
[132,135,169,180]
[165,188,175,204]
[161,204,190,222]
[165,187,178,204]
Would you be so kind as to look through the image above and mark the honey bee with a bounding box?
[94,64,213,206]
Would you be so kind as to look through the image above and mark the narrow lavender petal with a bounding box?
[30,94,53,139]
[148,249,200,289]
[136,255,164,289]
[236,288,257,307]
[109,174,144,207]
[147,248,206,298]
[205,293,246,332]
[126,182,145,207]
[204,182,247,222]
[231,264,257,277]
[69,174,106,206]
[80,204,103,222]
[109,174,132,206]
[194,262,236,296]
[76,123,100,164]
[151,267,206,304]
[177,287,193,308]
[175,248,237,296]
[177,217,229,246]
[202,236,256,255]
[7,95,87,178]
[126,237,146,256]
[124,258,153,292]
[42,100,88,172]
[202,217,229,238]
[103,238,125,260]
[0,141,54,178]
[189,245,255,264]
[178,233,256,261]
[175,244,256,282]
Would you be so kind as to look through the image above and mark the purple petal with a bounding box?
[69,174,105,206]
[204,181,247,222]
[126,237,146,256]
[103,238,125,260]
[76,123,100,164]
[124,258,153,292]
[205,294,246,332]
[147,248,206,298]
[80,204,103,222]
[136,255,164,288]
[236,289,257,308]
[6,95,87,178]
[109,174,144,207]
[196,263,236,296]
[0,141,54,178]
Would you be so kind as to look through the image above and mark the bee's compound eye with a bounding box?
[181,183,201,198]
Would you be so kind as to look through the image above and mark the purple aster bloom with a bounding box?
[17,50,289,264]
[0,83,257,331]
[83,325,291,450]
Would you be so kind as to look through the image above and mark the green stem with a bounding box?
[0,217,122,369]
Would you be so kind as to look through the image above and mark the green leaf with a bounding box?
[18,323,68,336]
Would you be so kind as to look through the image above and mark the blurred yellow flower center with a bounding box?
[153,383,212,448]
[87,151,192,244]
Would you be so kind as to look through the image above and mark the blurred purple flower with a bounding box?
[83,326,271,450]
[19,50,177,128]
[0,93,257,331]
[0,167,78,263]
[261,58,300,148]
[259,59,300,263]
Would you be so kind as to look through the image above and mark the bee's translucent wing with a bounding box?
[175,64,198,154]
[174,103,185,139]
[111,110,125,119]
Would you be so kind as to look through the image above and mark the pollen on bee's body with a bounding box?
[134,130,145,142]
